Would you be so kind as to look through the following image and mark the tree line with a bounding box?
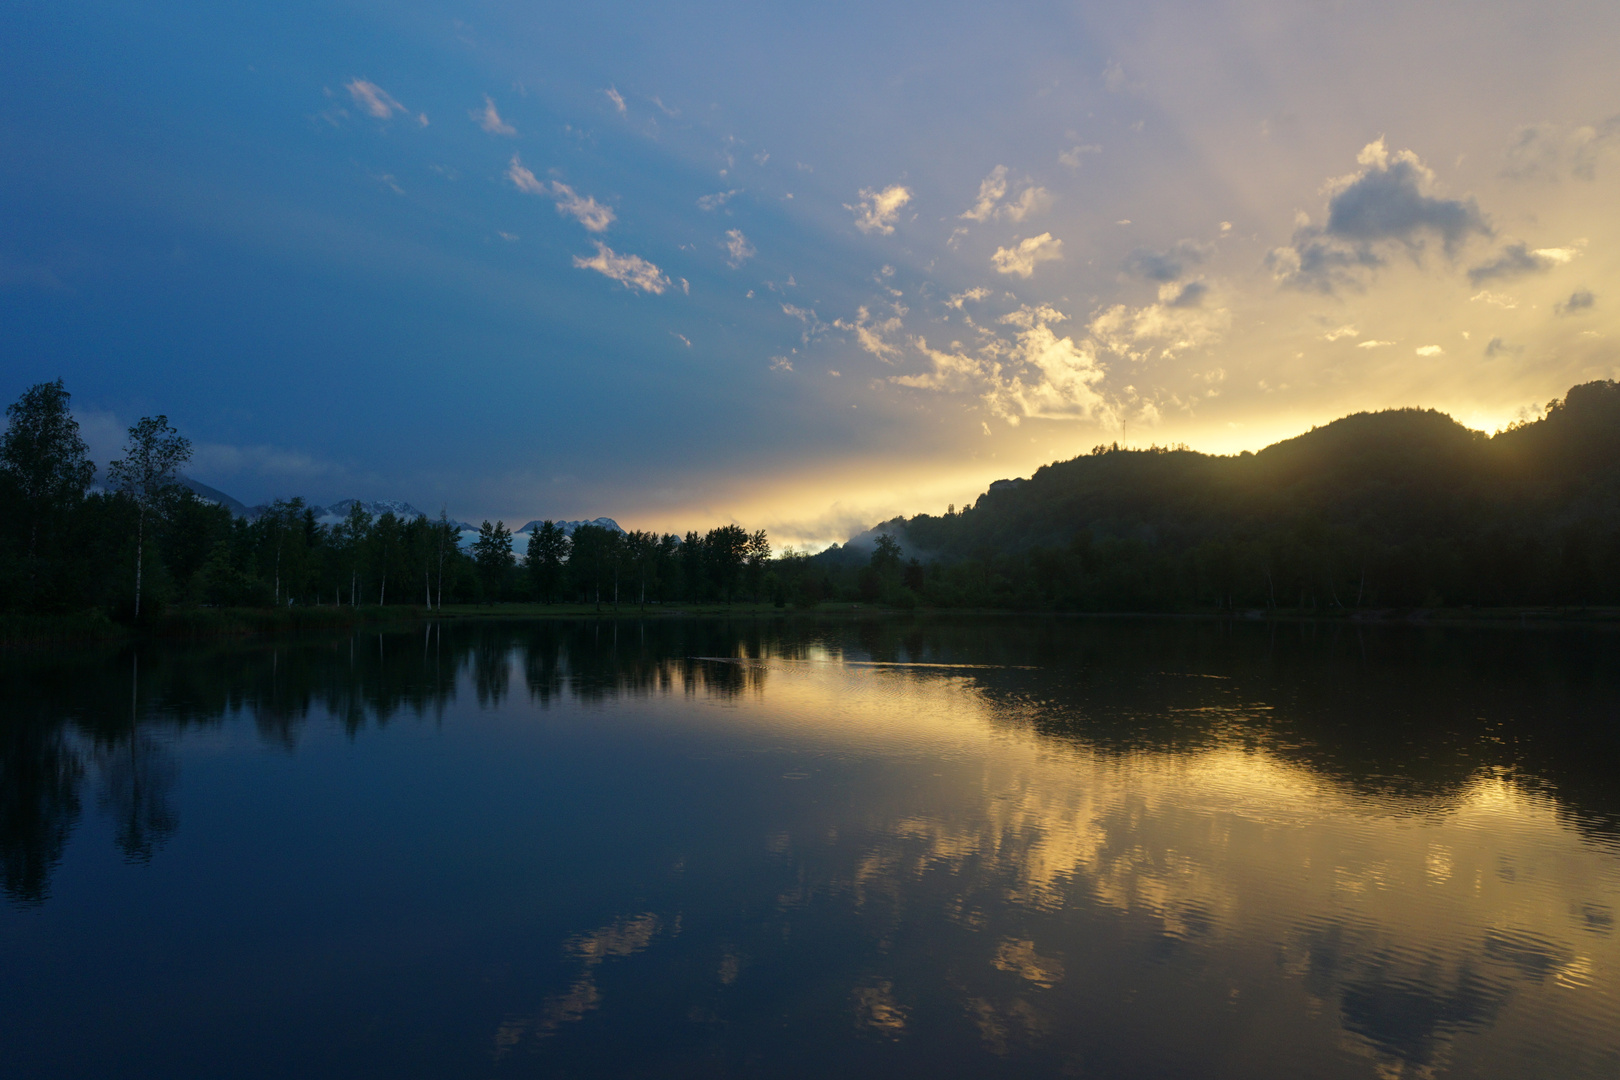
[7,377,1619,620]
[0,380,787,620]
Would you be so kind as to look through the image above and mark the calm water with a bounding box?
[2,616,1618,1078]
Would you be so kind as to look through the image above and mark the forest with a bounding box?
[812,379,1620,612]
[2,378,1618,622]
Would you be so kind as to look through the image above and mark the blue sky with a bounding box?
[3,0,1616,546]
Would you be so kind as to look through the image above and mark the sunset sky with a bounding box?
[2,0,1616,546]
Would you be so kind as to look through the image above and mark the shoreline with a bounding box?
[6,601,1619,648]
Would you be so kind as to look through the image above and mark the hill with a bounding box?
[809,381,1620,610]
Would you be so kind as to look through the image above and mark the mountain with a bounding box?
[312,499,479,530]
[514,517,624,536]
[177,476,254,518]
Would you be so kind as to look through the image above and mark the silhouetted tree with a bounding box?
[107,416,191,620]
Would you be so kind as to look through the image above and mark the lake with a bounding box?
[2,616,1618,1078]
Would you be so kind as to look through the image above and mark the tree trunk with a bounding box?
[134,504,145,620]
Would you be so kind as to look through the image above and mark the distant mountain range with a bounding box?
[516,518,624,536]
[176,477,622,540]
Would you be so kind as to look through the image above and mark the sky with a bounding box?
[2,0,1617,547]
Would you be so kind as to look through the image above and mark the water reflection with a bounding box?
[1,616,1617,1077]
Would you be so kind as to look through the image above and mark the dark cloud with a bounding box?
[1468,242,1555,285]
[1484,337,1522,358]
[1124,240,1209,282]
[1165,280,1208,308]
[1271,141,1489,294]
[1557,288,1595,315]
[1267,234,1383,294]
[1324,157,1486,250]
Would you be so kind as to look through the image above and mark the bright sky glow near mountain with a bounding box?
[3,0,1617,547]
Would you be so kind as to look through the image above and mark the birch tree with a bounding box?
[107,416,191,620]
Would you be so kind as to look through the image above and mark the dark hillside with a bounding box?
[809,380,1620,611]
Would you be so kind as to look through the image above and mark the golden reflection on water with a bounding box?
[508,657,1620,1075]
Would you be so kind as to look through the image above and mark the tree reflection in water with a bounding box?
[1,616,1616,1078]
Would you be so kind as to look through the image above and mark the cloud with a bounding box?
[1502,116,1620,181]
[1470,290,1518,309]
[887,305,1116,425]
[1059,144,1102,168]
[345,79,406,120]
[987,320,1109,422]
[961,167,1008,222]
[770,356,794,372]
[890,338,985,392]
[506,155,546,195]
[1415,345,1444,356]
[836,305,905,362]
[507,157,614,232]
[1557,288,1595,315]
[1269,139,1489,293]
[1484,337,1523,358]
[780,303,832,343]
[697,189,741,211]
[548,182,615,232]
[604,86,627,115]
[960,166,1050,223]
[724,229,755,267]
[474,95,516,136]
[1088,281,1230,362]
[991,233,1063,278]
[847,185,912,235]
[1467,242,1578,284]
[572,243,668,293]
[945,287,992,309]
[998,303,1069,330]
[1322,325,1359,341]
[1356,340,1396,349]
[1164,280,1208,308]
[1123,240,1210,282]
[1001,186,1051,222]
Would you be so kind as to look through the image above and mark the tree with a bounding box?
[705,524,750,602]
[568,524,615,608]
[368,511,403,604]
[871,534,902,575]
[526,521,568,604]
[746,530,772,601]
[1,380,95,563]
[258,498,309,606]
[334,502,373,606]
[680,530,706,602]
[107,416,191,620]
[472,519,514,601]
[434,510,458,609]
